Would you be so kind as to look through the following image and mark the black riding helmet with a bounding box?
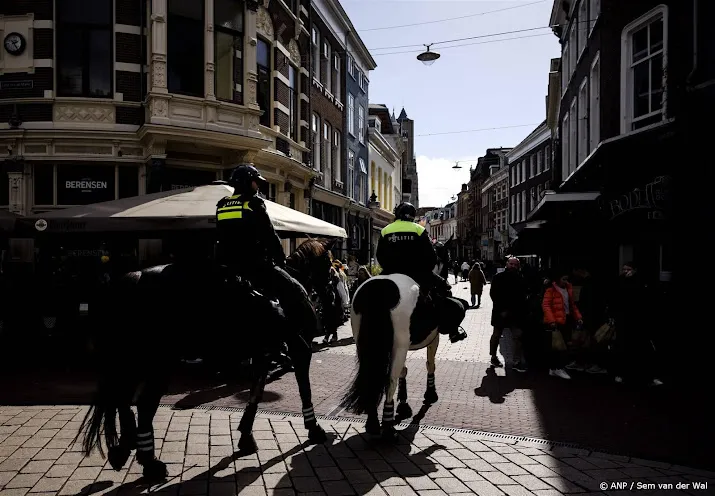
[394,202,417,222]
[228,164,268,194]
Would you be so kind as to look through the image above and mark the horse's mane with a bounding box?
[287,238,328,267]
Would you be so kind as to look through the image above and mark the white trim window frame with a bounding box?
[545,144,551,170]
[530,155,536,178]
[347,93,355,136]
[347,54,354,78]
[516,193,521,222]
[333,130,341,182]
[521,161,526,184]
[620,5,668,134]
[589,0,601,35]
[569,97,577,177]
[333,54,341,101]
[578,0,588,59]
[311,113,321,172]
[561,112,570,181]
[578,78,588,164]
[537,149,543,174]
[311,28,320,79]
[589,53,601,151]
[561,43,570,95]
[569,22,577,80]
[323,121,332,186]
[520,190,526,221]
[347,149,355,200]
[358,105,365,144]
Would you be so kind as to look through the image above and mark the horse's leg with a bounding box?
[365,405,381,435]
[135,376,169,480]
[285,331,327,444]
[396,366,412,420]
[382,343,408,441]
[237,355,269,454]
[424,334,439,404]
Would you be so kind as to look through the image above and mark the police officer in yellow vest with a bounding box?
[216,164,318,335]
[376,202,467,343]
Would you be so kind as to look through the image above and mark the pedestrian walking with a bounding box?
[468,262,487,308]
[489,257,528,372]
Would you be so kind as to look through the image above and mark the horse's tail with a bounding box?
[76,383,119,457]
[340,278,400,414]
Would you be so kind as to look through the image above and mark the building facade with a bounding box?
[507,121,552,236]
[367,104,402,263]
[342,8,375,262]
[455,183,472,261]
[0,0,315,230]
[480,159,509,262]
[396,108,418,207]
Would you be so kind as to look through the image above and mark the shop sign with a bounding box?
[65,179,108,192]
[607,175,671,220]
[57,166,115,205]
[0,80,33,90]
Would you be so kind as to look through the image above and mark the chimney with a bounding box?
[461,184,467,192]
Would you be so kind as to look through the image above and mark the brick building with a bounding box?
[507,121,552,246]
[0,0,315,251]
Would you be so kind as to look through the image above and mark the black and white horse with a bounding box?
[339,236,466,439]
[77,239,335,480]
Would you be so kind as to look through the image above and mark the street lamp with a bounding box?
[453,159,479,170]
[417,44,440,66]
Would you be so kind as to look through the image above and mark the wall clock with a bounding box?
[4,33,27,56]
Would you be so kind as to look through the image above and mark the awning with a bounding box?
[16,183,347,238]
[527,191,600,222]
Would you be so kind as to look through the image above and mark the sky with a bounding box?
[341,0,561,208]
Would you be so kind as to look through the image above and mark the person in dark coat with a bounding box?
[489,257,529,371]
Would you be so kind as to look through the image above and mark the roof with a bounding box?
[397,108,409,121]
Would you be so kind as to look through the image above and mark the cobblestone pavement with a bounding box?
[1,405,714,496]
[0,277,711,470]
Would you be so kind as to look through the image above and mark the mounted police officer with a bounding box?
[375,202,467,343]
[216,164,318,337]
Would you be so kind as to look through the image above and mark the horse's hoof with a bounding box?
[424,388,439,405]
[107,445,131,471]
[365,419,381,436]
[237,434,258,454]
[142,459,168,481]
[396,402,413,420]
[308,425,327,444]
[381,426,399,442]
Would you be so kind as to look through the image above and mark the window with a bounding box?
[545,145,551,170]
[370,161,375,197]
[530,155,536,178]
[622,6,667,132]
[511,195,516,223]
[578,0,588,58]
[322,42,331,92]
[562,113,570,181]
[57,0,112,98]
[347,54,354,78]
[521,162,526,184]
[347,94,355,135]
[323,122,332,186]
[530,187,536,212]
[256,38,271,127]
[312,113,320,171]
[561,44,570,95]
[359,72,367,92]
[569,98,577,176]
[347,150,355,199]
[590,0,601,33]
[510,167,514,187]
[168,0,204,97]
[34,166,55,206]
[288,65,298,141]
[311,28,319,78]
[578,78,588,164]
[215,0,244,103]
[537,150,543,174]
[333,54,341,100]
[358,106,365,144]
[569,22,577,75]
[590,54,601,151]
[521,190,526,221]
[377,167,383,204]
[333,130,341,182]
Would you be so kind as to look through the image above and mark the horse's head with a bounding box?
[286,237,336,292]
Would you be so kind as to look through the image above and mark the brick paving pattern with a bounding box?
[1,405,714,496]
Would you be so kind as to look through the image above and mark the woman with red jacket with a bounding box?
[543,269,583,380]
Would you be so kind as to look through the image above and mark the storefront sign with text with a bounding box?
[607,175,671,220]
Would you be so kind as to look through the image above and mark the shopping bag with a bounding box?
[594,323,615,343]
[551,329,567,351]
[569,329,590,349]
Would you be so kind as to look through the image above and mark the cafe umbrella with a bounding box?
[15,183,347,239]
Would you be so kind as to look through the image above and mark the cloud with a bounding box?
[415,155,474,208]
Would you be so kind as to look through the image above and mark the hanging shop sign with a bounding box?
[606,175,672,220]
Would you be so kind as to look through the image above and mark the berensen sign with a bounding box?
[65,180,108,193]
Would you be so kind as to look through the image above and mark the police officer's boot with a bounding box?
[449,327,468,343]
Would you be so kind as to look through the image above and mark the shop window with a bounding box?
[57,165,115,205]
[257,38,271,127]
[168,0,205,97]
[215,0,244,103]
[56,0,113,98]
[162,167,216,191]
[118,166,139,199]
[34,165,55,206]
